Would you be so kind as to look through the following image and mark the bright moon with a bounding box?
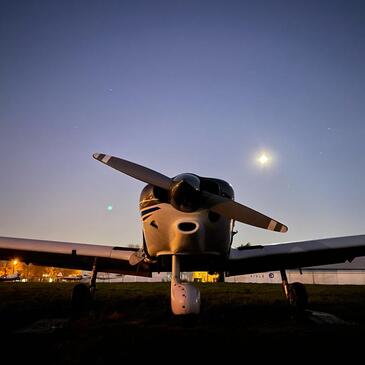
[258,153,270,166]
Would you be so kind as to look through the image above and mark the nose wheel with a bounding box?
[170,255,201,315]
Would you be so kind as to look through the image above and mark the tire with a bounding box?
[71,283,92,318]
[288,282,308,310]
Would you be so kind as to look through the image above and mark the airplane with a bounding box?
[57,272,123,282]
[1,152,365,315]
[57,272,90,282]
[0,272,21,282]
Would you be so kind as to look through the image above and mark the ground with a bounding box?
[1,282,364,361]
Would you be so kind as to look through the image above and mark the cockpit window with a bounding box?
[140,184,168,209]
[200,177,234,199]
[153,186,168,202]
[200,179,220,195]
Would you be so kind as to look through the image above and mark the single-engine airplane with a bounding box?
[57,271,122,282]
[1,153,365,314]
[0,272,21,282]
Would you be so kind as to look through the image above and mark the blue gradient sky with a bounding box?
[1,0,365,247]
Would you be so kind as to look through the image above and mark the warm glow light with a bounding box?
[258,154,269,165]
[13,259,18,265]
[257,152,272,166]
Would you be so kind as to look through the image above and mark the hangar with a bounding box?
[225,256,365,285]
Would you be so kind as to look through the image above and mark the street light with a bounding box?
[12,259,18,274]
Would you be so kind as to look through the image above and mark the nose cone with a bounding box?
[170,220,205,253]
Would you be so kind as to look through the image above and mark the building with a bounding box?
[225,256,365,285]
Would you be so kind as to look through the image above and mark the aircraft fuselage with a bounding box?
[139,177,235,259]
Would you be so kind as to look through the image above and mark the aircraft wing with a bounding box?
[0,236,152,277]
[227,234,365,276]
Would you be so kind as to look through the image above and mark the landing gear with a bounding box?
[170,255,200,315]
[71,259,98,318]
[89,258,98,295]
[280,269,308,311]
[216,271,225,283]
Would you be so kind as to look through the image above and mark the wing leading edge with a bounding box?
[0,236,152,277]
[227,234,365,276]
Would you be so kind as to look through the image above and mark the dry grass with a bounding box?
[1,282,365,361]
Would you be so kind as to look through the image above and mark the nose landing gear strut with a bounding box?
[170,255,200,315]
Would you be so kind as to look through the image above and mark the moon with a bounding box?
[258,154,269,165]
[257,152,272,166]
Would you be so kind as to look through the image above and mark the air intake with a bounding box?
[178,222,197,232]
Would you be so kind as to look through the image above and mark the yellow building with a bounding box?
[192,271,221,283]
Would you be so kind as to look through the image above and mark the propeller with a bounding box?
[202,191,287,232]
[93,153,171,189]
[93,153,288,233]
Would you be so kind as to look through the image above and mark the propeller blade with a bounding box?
[93,153,288,232]
[203,192,288,233]
[93,153,171,190]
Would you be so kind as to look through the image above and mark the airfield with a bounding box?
[1,282,365,360]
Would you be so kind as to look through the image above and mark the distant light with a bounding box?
[254,151,274,168]
[258,153,272,166]
[107,205,113,211]
[13,259,18,265]
[258,154,269,165]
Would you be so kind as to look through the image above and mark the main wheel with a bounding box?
[71,283,92,318]
[288,282,308,310]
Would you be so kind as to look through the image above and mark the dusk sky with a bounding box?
[1,0,365,248]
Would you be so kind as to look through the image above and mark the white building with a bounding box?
[225,256,365,285]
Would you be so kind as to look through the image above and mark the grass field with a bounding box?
[1,282,365,361]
